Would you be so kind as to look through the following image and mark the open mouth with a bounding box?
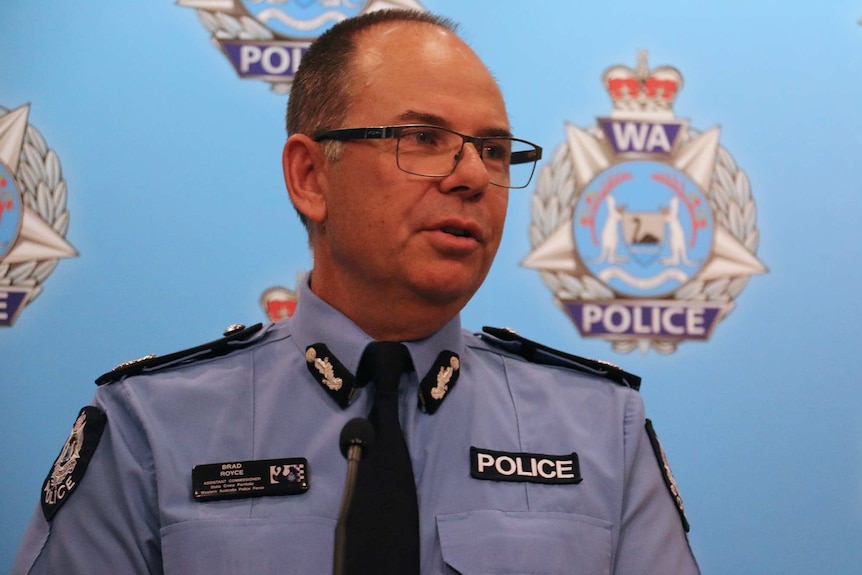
[441,226,474,239]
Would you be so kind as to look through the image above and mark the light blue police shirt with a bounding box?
[13,282,699,574]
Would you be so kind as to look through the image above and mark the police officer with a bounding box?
[12,9,700,574]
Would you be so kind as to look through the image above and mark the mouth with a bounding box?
[441,226,475,239]
[433,220,484,244]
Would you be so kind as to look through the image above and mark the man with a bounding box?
[13,9,700,574]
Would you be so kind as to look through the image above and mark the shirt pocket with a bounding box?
[161,516,334,574]
[437,510,612,575]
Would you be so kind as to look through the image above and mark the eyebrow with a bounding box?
[396,110,513,138]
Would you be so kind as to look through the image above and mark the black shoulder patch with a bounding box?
[478,326,641,391]
[645,419,690,532]
[95,323,266,386]
[42,406,107,520]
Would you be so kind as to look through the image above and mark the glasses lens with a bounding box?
[486,138,539,189]
[395,126,539,189]
[396,126,462,177]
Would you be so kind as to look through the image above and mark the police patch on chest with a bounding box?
[470,447,582,484]
[192,457,309,502]
[41,406,107,520]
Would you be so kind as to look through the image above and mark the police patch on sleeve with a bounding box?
[645,419,690,532]
[41,406,107,520]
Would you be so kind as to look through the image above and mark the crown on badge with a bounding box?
[603,51,683,115]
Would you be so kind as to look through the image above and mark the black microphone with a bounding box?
[333,417,375,575]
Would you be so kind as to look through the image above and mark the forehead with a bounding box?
[346,22,509,132]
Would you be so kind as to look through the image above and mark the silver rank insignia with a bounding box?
[305,343,355,407]
[418,351,460,414]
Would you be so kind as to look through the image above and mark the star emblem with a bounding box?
[0,104,77,326]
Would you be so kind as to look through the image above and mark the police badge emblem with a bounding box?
[260,285,298,321]
[41,406,107,520]
[178,0,427,94]
[0,104,77,327]
[524,53,767,353]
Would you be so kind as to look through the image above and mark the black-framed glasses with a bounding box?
[312,124,543,189]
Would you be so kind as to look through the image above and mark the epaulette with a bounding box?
[95,323,266,386]
[477,326,641,391]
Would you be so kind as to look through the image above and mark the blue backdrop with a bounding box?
[2,2,862,573]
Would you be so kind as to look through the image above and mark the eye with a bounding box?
[482,139,511,163]
[401,127,442,148]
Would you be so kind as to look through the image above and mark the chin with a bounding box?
[412,267,487,307]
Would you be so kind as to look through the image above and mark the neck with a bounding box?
[308,273,465,342]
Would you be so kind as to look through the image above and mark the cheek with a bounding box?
[325,170,376,230]
[326,188,411,253]
[326,155,407,227]
[487,193,510,243]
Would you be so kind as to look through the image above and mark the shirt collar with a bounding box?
[289,278,465,405]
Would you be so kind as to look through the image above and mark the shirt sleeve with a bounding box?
[10,383,163,575]
[613,391,701,574]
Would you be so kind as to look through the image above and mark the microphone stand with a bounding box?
[333,418,374,575]
[333,443,360,575]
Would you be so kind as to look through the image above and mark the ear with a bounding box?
[282,134,327,224]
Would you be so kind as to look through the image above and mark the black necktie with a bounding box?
[346,341,420,575]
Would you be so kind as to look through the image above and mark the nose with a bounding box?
[441,142,491,196]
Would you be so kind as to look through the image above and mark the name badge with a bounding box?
[470,447,582,485]
[192,457,309,502]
